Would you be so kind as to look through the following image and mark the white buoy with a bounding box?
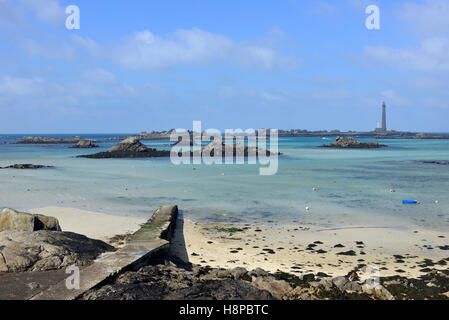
[305,206,310,211]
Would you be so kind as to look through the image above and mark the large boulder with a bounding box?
[0,230,114,272]
[0,208,61,232]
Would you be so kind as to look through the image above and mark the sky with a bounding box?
[0,0,448,133]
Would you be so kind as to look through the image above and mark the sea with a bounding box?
[0,134,448,231]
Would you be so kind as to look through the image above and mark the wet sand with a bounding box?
[170,219,449,280]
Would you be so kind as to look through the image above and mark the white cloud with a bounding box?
[306,1,339,16]
[0,76,50,96]
[71,35,103,57]
[399,0,449,37]
[20,0,64,25]
[21,38,75,60]
[82,68,118,84]
[364,37,449,72]
[381,89,411,107]
[218,86,288,104]
[115,28,296,70]
[0,75,138,111]
[0,0,26,28]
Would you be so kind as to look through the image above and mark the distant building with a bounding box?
[375,102,387,133]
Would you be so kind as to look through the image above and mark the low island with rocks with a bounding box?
[70,140,99,149]
[78,136,171,158]
[16,136,94,144]
[321,137,387,149]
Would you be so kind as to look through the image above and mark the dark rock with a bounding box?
[0,230,114,272]
[337,250,357,256]
[0,164,53,169]
[0,208,61,232]
[78,137,170,159]
[70,140,99,148]
[418,160,449,165]
[321,137,387,149]
[81,263,273,300]
[177,138,281,158]
[16,136,88,144]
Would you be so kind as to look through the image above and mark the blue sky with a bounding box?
[0,0,448,133]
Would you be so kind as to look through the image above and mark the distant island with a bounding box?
[12,130,449,145]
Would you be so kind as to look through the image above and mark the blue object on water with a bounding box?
[402,200,418,204]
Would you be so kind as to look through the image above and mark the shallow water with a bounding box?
[0,134,448,231]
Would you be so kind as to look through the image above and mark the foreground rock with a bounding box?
[0,208,61,232]
[70,140,99,149]
[0,209,114,273]
[78,136,170,159]
[0,164,53,169]
[0,230,114,272]
[321,137,387,149]
[16,136,90,144]
[81,256,449,300]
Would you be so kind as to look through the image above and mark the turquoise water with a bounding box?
[0,134,448,231]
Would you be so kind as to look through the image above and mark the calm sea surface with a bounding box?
[1,134,448,231]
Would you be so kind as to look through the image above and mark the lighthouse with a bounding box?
[375,102,387,133]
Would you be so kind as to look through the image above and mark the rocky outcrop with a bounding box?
[138,131,173,140]
[177,138,281,157]
[80,259,275,300]
[0,208,61,232]
[70,140,99,149]
[0,230,114,272]
[78,136,170,158]
[321,137,387,149]
[81,256,449,300]
[0,208,114,273]
[16,136,91,144]
[0,164,53,169]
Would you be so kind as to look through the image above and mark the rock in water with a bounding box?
[0,164,53,169]
[16,136,87,144]
[70,140,99,148]
[0,230,114,272]
[321,136,387,149]
[0,208,61,232]
[180,138,281,157]
[78,136,170,158]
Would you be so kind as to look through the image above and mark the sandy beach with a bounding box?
[29,207,146,242]
[170,218,449,280]
[22,206,449,280]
